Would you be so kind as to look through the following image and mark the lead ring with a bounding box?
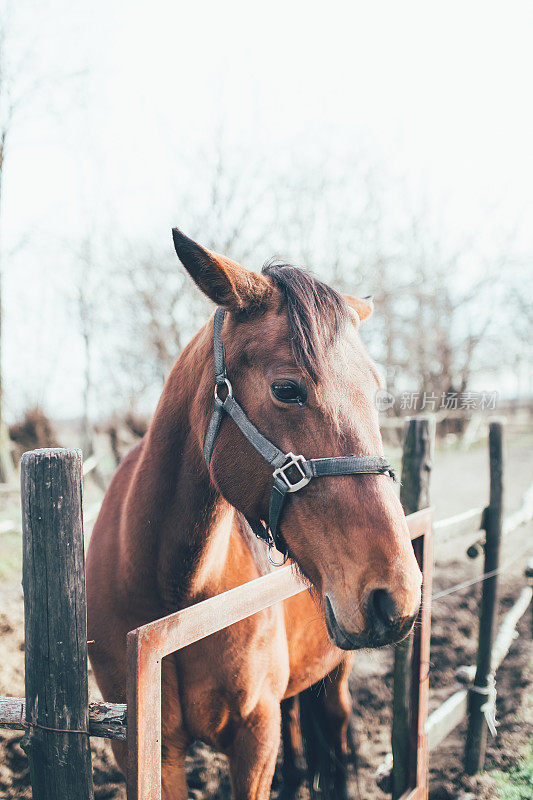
[267,542,288,566]
[214,378,232,401]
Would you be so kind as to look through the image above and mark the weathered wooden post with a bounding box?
[464,421,504,774]
[21,448,94,800]
[392,416,434,799]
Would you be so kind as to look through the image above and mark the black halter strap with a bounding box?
[204,307,396,564]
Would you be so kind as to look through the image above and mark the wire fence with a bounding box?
[432,546,533,601]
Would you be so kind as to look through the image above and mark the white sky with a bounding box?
[2,0,533,418]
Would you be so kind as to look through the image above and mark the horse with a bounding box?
[86,228,422,800]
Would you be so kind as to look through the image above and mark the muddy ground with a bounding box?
[1,435,532,799]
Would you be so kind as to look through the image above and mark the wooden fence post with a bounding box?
[21,448,94,800]
[392,416,434,799]
[464,421,504,774]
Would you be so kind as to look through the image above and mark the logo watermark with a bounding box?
[375,390,499,413]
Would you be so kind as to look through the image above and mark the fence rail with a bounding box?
[0,698,127,741]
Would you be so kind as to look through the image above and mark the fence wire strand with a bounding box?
[432,547,533,601]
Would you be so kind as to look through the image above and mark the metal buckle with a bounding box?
[273,453,310,493]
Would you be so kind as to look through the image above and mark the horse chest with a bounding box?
[174,602,289,744]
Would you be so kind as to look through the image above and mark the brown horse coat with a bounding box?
[87,231,421,800]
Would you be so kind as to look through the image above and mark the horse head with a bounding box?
[172,228,421,649]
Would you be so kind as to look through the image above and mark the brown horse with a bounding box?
[86,229,422,800]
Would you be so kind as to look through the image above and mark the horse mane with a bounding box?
[261,260,350,383]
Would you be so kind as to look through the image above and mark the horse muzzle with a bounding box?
[324,590,420,650]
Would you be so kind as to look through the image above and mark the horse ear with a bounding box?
[343,294,374,322]
[172,228,271,311]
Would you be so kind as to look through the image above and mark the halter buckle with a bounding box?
[273,453,310,493]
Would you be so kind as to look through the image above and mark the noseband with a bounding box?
[204,307,396,565]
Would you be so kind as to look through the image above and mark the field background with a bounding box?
[0,430,532,799]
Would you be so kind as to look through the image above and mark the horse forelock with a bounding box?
[258,261,372,434]
[261,261,351,384]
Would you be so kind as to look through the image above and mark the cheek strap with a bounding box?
[204,307,395,564]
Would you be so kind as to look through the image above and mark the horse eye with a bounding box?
[271,381,307,405]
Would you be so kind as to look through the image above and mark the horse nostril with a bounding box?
[369,589,398,630]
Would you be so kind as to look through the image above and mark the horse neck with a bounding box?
[121,320,233,611]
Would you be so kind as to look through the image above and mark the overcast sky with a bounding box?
[2,0,533,418]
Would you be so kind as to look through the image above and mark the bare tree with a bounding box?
[85,142,531,423]
[103,145,273,414]
[0,1,86,477]
[381,217,511,408]
[0,11,18,479]
[502,260,533,397]
[73,237,98,455]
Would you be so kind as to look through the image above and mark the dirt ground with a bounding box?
[1,434,532,799]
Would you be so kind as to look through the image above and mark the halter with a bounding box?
[204,307,396,565]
